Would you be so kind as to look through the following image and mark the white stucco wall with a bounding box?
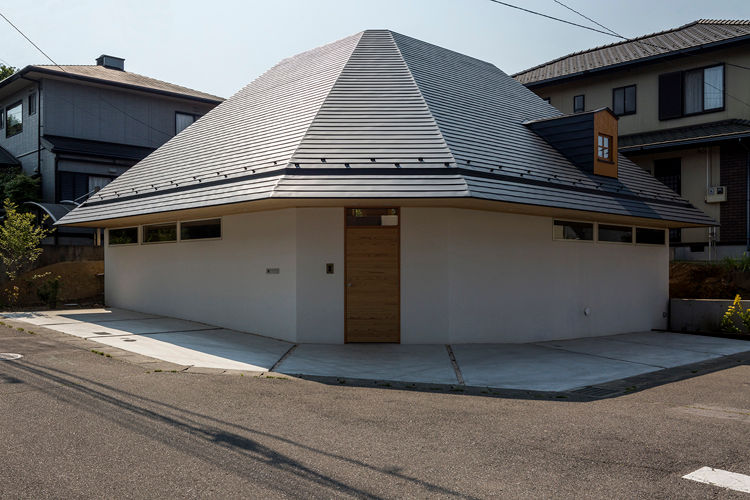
[105,209,298,341]
[105,206,668,344]
[295,208,344,343]
[401,207,669,343]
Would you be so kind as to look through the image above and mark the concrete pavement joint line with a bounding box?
[683,466,750,493]
[81,327,219,338]
[29,316,165,326]
[270,344,298,373]
[601,335,746,355]
[536,343,668,369]
[445,345,465,385]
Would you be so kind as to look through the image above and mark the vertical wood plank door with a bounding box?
[345,226,400,343]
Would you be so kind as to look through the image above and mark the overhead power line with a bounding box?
[0,10,65,72]
[485,0,619,37]
[549,0,750,109]
[485,0,750,109]
[552,0,622,38]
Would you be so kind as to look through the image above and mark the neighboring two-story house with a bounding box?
[0,55,222,243]
[514,20,750,260]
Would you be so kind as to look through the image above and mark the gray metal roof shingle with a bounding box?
[59,30,712,227]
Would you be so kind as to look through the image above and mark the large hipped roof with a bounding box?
[59,30,712,228]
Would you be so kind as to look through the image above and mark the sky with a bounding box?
[1,0,749,99]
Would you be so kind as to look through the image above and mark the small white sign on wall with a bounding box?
[381,215,398,226]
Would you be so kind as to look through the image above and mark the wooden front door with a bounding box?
[345,208,400,343]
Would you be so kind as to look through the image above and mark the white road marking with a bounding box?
[683,466,750,493]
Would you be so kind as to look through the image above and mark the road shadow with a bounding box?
[2,360,478,499]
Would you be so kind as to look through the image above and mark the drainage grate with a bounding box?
[570,386,620,398]
[0,353,23,361]
[123,339,136,342]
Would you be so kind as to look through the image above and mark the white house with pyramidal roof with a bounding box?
[58,30,713,344]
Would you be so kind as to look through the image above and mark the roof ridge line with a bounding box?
[389,31,460,169]
[277,31,366,195]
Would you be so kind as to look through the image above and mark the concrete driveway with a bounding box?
[5,308,749,392]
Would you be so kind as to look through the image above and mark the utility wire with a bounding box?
[552,0,622,38]
[485,0,750,109]
[485,0,619,37]
[0,10,65,72]
[548,0,750,109]
[0,10,175,139]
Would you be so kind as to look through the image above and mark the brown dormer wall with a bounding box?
[594,109,618,178]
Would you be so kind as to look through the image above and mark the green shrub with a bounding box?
[33,272,61,309]
[720,294,750,334]
[721,253,750,273]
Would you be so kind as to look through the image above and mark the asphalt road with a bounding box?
[1,325,749,499]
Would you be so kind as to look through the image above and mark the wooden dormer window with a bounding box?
[593,110,618,178]
[597,133,612,162]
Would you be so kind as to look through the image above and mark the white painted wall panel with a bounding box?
[401,208,668,343]
[105,206,668,344]
[105,209,297,341]
[295,208,344,343]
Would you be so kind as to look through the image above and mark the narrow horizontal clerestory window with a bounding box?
[143,223,177,243]
[180,218,221,240]
[108,227,138,245]
[553,220,593,241]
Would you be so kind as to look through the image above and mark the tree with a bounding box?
[0,199,51,288]
[4,173,41,205]
[0,64,17,81]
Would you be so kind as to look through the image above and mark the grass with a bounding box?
[264,375,289,380]
[90,349,111,358]
[16,327,24,332]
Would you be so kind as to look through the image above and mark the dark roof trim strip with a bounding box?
[519,34,750,88]
[79,166,697,210]
[3,66,223,104]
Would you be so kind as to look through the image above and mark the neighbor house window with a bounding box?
[659,65,724,120]
[175,112,201,134]
[180,218,221,240]
[635,228,666,245]
[553,220,594,241]
[5,101,22,137]
[597,134,612,162]
[143,223,177,243]
[573,94,585,113]
[108,227,138,245]
[598,224,633,243]
[28,93,36,115]
[612,85,636,116]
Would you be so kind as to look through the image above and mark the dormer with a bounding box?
[525,108,619,179]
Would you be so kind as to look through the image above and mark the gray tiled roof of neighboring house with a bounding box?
[514,20,750,86]
[59,30,713,227]
[22,64,223,102]
[620,119,750,152]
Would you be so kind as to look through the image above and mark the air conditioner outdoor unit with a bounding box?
[705,186,727,203]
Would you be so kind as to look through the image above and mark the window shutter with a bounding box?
[659,72,682,120]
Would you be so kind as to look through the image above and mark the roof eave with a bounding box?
[55,195,714,229]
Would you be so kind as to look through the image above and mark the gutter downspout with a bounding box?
[20,76,42,179]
